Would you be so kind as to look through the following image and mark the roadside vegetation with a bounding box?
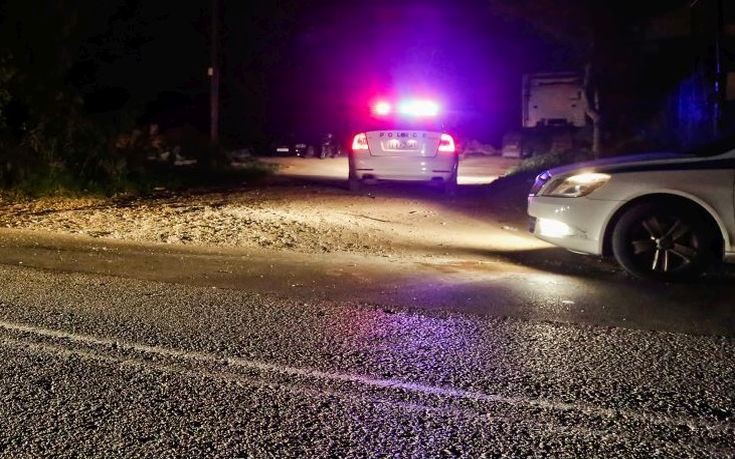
[0,50,271,197]
[0,2,274,198]
[508,150,591,176]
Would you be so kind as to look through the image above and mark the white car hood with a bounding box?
[546,152,693,177]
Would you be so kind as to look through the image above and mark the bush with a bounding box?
[0,46,274,197]
[0,94,134,195]
[0,112,273,197]
[508,149,591,176]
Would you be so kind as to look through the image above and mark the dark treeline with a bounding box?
[0,0,227,194]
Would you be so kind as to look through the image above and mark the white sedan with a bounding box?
[528,140,735,281]
[348,99,458,193]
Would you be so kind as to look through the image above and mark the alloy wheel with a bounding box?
[629,215,700,274]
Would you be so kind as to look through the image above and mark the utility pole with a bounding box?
[210,0,221,146]
[693,0,726,136]
[713,0,724,136]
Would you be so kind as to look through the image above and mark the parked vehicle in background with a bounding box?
[294,143,311,158]
[461,140,497,158]
[501,71,590,160]
[349,98,458,193]
[273,143,293,156]
[522,72,587,129]
[272,141,314,158]
[273,132,346,159]
[501,132,524,158]
[528,136,735,281]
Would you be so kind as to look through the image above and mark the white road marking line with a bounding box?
[0,336,536,429]
[0,336,689,444]
[0,319,731,434]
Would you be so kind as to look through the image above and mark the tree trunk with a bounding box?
[591,117,602,159]
[583,64,602,159]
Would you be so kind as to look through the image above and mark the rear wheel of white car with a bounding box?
[348,175,361,192]
[443,162,459,195]
[611,202,715,281]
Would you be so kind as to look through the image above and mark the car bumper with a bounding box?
[352,154,457,182]
[527,195,623,255]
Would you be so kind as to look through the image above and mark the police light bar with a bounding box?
[397,99,439,117]
[372,99,440,118]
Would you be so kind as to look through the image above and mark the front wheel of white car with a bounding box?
[611,202,716,281]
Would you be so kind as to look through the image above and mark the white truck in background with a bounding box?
[502,72,588,159]
[522,72,587,128]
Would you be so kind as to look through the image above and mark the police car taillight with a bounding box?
[352,133,369,152]
[438,134,455,153]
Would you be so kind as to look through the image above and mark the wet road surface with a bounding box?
[0,228,734,457]
[1,229,733,337]
[0,261,733,458]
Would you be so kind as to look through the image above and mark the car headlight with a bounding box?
[543,172,611,198]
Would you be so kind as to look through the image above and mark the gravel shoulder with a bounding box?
[0,176,539,261]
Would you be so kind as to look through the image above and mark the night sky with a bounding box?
[218,0,696,145]
[1,0,700,147]
[256,0,555,142]
[141,0,562,145]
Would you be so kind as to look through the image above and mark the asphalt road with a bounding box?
[0,157,734,457]
[1,229,734,337]
[0,228,734,457]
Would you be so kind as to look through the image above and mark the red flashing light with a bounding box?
[373,101,392,116]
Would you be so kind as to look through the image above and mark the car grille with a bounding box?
[529,171,551,196]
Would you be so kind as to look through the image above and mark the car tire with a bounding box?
[347,156,361,192]
[348,176,361,192]
[611,202,715,281]
[443,162,459,195]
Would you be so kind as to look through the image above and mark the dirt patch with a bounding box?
[0,183,542,260]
